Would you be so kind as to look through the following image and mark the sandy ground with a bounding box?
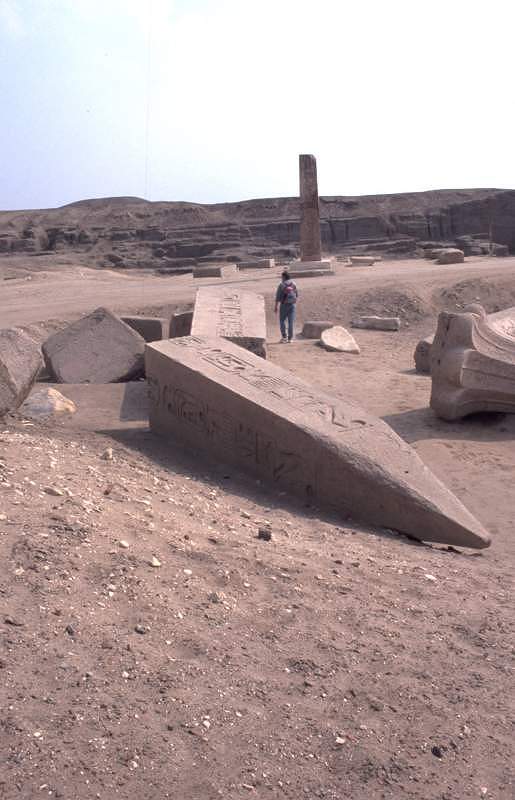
[0,255,514,799]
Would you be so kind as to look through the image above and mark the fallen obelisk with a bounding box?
[430,305,515,421]
[146,335,490,549]
[291,154,332,276]
[191,287,267,358]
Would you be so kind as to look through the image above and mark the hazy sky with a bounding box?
[0,0,513,209]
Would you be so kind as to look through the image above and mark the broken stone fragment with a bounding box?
[42,307,145,383]
[320,326,360,354]
[21,387,76,418]
[0,327,44,416]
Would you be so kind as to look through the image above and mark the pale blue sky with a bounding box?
[1,0,513,210]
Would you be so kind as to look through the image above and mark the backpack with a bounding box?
[282,280,297,304]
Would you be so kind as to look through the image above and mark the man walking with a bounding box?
[274,270,298,343]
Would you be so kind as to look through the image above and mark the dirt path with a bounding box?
[3,256,515,327]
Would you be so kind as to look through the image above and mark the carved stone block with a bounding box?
[430,305,515,420]
[191,288,266,358]
[146,336,490,549]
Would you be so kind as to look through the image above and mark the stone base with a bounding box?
[289,269,334,278]
[352,316,401,331]
[289,260,332,272]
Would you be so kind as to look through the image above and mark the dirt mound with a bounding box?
[436,277,515,313]
[350,289,429,324]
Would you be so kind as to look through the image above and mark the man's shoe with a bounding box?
[280,337,287,343]
[287,338,292,343]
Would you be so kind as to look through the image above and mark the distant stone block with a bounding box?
[121,316,167,343]
[290,260,332,272]
[169,310,193,338]
[437,248,465,265]
[302,321,334,339]
[0,328,43,416]
[289,269,334,278]
[350,256,376,266]
[238,259,275,270]
[43,307,145,384]
[191,288,266,358]
[193,266,223,278]
[351,316,401,332]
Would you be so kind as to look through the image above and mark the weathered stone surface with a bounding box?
[146,336,490,548]
[21,387,76,418]
[437,248,465,264]
[169,310,193,338]
[191,288,266,358]
[43,307,145,384]
[414,336,433,373]
[320,326,360,354]
[351,316,401,331]
[121,316,167,343]
[350,256,375,266]
[238,259,275,270]
[302,321,334,339]
[0,328,43,416]
[299,154,322,263]
[193,266,222,278]
[430,306,515,420]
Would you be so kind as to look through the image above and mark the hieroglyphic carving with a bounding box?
[174,337,367,431]
[216,292,244,338]
[152,376,311,490]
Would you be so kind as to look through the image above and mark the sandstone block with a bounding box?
[238,259,275,270]
[350,256,375,266]
[302,321,334,338]
[42,308,145,384]
[146,336,490,549]
[191,288,266,358]
[169,310,193,338]
[121,316,167,343]
[193,266,222,278]
[0,328,44,416]
[430,306,515,420]
[437,248,465,264]
[289,269,334,278]
[320,326,360,354]
[351,316,401,331]
[291,260,332,271]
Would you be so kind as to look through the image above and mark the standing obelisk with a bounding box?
[299,154,322,262]
[291,154,332,276]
